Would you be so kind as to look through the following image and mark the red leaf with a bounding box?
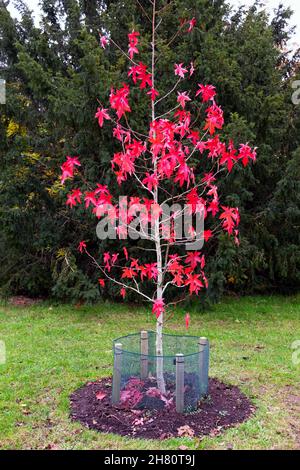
[96,391,107,401]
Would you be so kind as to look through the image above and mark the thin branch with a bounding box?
[84,248,153,302]
[156,0,176,15]
[155,18,162,31]
[155,103,180,119]
[109,37,139,66]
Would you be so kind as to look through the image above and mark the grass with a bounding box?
[0,295,299,450]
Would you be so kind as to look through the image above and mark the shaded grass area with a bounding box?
[0,295,299,450]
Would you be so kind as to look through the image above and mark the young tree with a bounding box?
[60,0,256,393]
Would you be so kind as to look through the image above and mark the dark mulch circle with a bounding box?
[70,377,255,440]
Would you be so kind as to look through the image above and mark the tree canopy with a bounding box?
[0,0,299,303]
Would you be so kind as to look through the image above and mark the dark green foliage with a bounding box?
[0,0,299,302]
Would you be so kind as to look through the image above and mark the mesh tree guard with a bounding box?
[112,331,209,413]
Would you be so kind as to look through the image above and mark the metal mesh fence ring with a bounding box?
[112,331,209,413]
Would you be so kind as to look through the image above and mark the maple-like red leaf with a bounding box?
[78,241,86,253]
[174,63,188,78]
[219,206,240,235]
[185,313,190,329]
[185,273,204,295]
[152,299,165,318]
[195,84,216,102]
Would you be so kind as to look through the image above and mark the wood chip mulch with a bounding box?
[70,377,255,440]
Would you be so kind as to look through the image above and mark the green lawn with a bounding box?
[0,295,299,450]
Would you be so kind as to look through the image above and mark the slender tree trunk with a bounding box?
[151,0,166,395]
[155,258,166,394]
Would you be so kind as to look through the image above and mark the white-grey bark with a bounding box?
[151,0,166,394]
